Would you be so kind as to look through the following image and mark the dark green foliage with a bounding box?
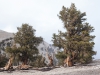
[0,54,8,67]
[52,3,96,64]
[56,52,67,66]
[56,52,67,59]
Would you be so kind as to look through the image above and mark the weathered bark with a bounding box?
[18,58,29,70]
[47,54,53,67]
[22,59,28,65]
[4,56,14,70]
[72,51,77,59]
[64,50,77,67]
[18,63,29,70]
[64,56,73,67]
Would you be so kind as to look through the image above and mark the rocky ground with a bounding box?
[0,59,100,75]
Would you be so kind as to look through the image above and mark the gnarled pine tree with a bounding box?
[52,3,96,67]
[6,24,43,70]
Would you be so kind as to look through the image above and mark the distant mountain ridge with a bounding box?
[0,30,13,41]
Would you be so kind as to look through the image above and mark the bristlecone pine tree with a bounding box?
[6,24,43,69]
[52,3,96,67]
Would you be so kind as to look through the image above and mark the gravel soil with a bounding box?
[0,59,100,75]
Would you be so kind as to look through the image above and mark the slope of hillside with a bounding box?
[37,41,59,65]
[0,30,13,41]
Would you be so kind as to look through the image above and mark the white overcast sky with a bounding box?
[0,0,100,59]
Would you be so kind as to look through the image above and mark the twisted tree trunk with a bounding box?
[18,58,29,70]
[47,54,53,67]
[64,56,73,67]
[64,50,77,67]
[4,56,14,70]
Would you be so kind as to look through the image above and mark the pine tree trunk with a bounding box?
[64,56,73,67]
[18,59,29,70]
[47,54,53,67]
[4,56,14,70]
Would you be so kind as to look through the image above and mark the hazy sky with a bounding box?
[0,0,100,59]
